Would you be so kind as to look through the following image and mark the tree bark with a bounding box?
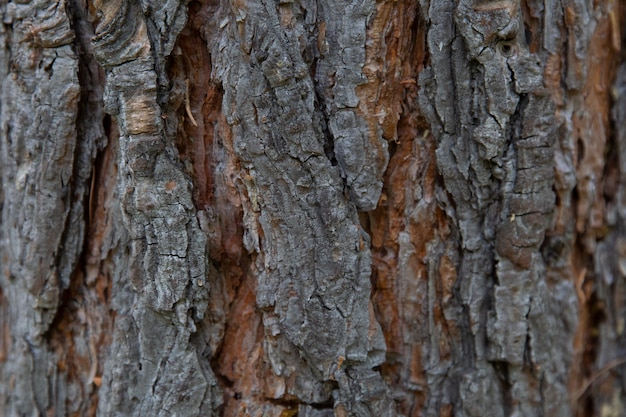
[0,0,625,416]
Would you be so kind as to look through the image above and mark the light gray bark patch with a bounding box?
[419,0,567,415]
[0,0,89,414]
[208,0,395,413]
[91,0,221,414]
[315,0,388,210]
[459,366,506,417]
[92,0,150,69]
[299,404,335,417]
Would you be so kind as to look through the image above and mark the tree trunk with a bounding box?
[0,0,624,416]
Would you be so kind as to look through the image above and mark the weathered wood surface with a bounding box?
[0,0,624,416]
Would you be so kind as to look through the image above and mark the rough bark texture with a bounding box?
[0,0,625,416]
